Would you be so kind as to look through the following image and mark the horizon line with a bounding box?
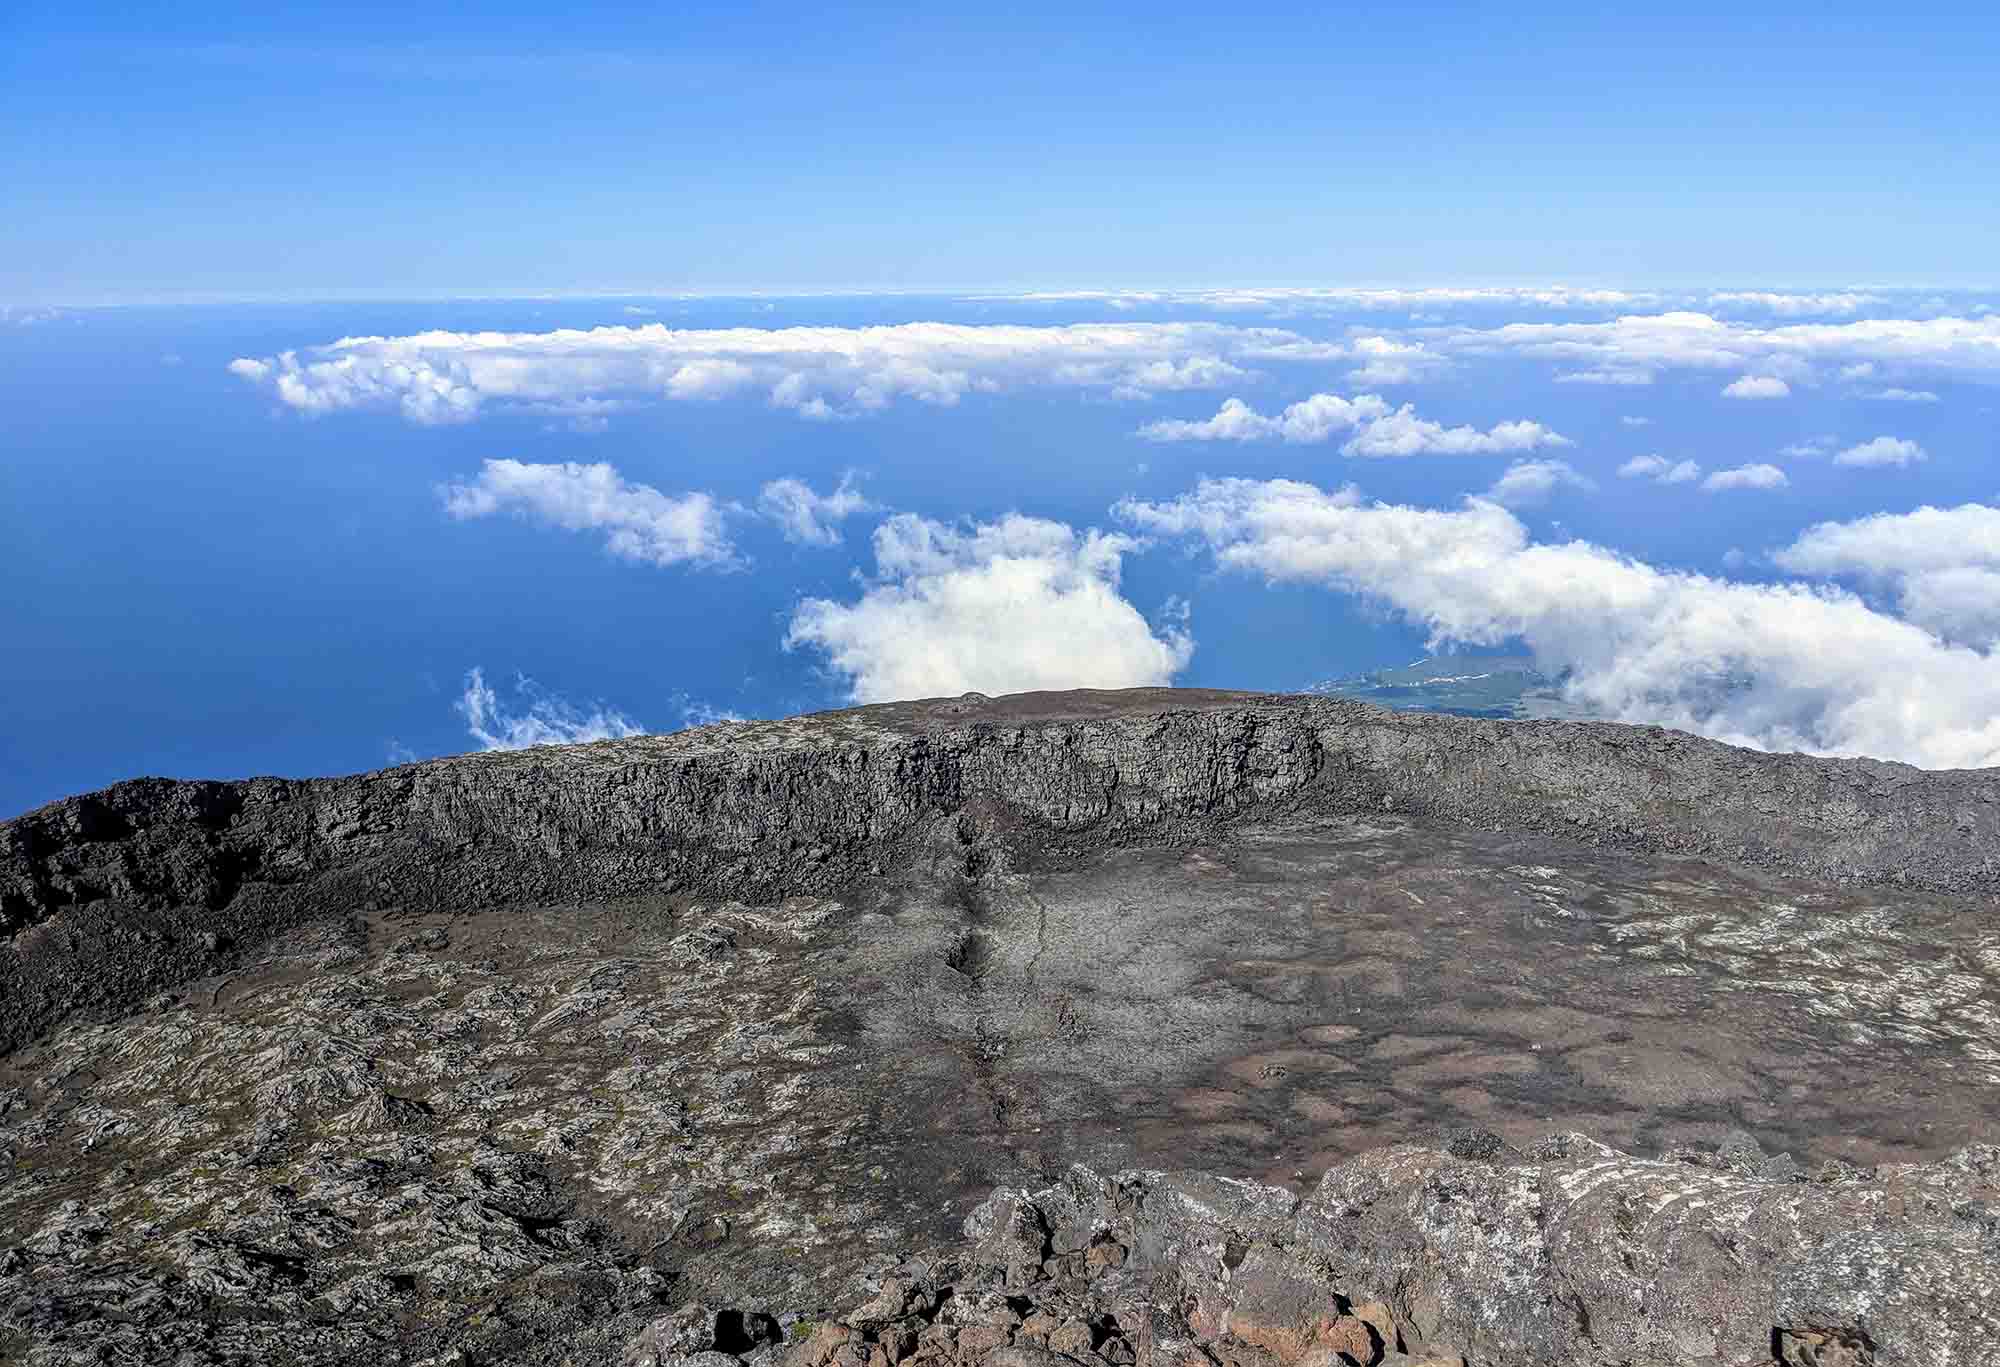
[10,280,2000,313]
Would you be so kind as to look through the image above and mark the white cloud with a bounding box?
[1777,503,2000,580]
[1705,291,1882,317]
[456,667,647,751]
[1347,407,1573,457]
[671,695,748,729]
[1139,393,1389,444]
[1438,311,2000,390]
[226,321,1327,424]
[1898,568,2000,648]
[1863,387,1940,402]
[1722,375,1792,399]
[784,513,1192,702]
[1834,436,1927,468]
[1117,477,2000,768]
[1486,459,1595,507]
[1779,438,1832,458]
[440,459,739,568]
[1703,463,1789,492]
[1773,503,2000,646]
[1618,455,1702,484]
[1139,392,1570,457]
[1344,335,1440,385]
[757,474,873,547]
[1620,415,1653,426]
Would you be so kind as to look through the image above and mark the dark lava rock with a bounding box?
[1,689,1996,1365]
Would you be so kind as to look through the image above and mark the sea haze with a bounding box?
[4,288,1998,816]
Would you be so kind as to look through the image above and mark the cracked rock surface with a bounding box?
[1,689,1996,1365]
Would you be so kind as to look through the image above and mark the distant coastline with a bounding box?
[1302,654,1599,721]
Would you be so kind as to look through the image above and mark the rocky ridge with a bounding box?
[8,689,1998,1057]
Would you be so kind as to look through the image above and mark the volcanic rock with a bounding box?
[1,689,1996,1365]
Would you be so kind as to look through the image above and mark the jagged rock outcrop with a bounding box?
[765,1134,1998,1367]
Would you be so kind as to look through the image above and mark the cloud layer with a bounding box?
[1439,311,2000,389]
[1118,478,2000,769]
[228,321,1337,423]
[1138,392,1571,456]
[785,513,1192,702]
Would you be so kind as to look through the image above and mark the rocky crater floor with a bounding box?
[0,689,1995,1365]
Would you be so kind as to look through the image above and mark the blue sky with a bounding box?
[5,2,1998,301]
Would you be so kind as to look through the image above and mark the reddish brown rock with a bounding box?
[956,1325,1015,1356]
[1220,1246,1345,1361]
[1086,1240,1128,1275]
[788,1323,857,1367]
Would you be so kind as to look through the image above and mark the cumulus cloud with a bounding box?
[1138,392,1570,457]
[440,459,739,568]
[1777,503,2000,579]
[1348,408,1573,457]
[1834,436,1927,468]
[1139,394,1389,444]
[1485,459,1596,507]
[225,321,1332,424]
[1722,375,1792,399]
[1618,455,1702,484]
[1117,478,2000,768]
[784,513,1192,702]
[757,474,873,547]
[1438,311,2000,391]
[1864,387,1940,402]
[1344,335,1440,384]
[1780,438,1832,458]
[1897,568,2000,648]
[1774,503,2000,645]
[1620,415,1654,426]
[1703,463,1789,492]
[456,667,648,751]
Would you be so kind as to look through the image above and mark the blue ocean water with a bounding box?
[3,294,1992,816]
